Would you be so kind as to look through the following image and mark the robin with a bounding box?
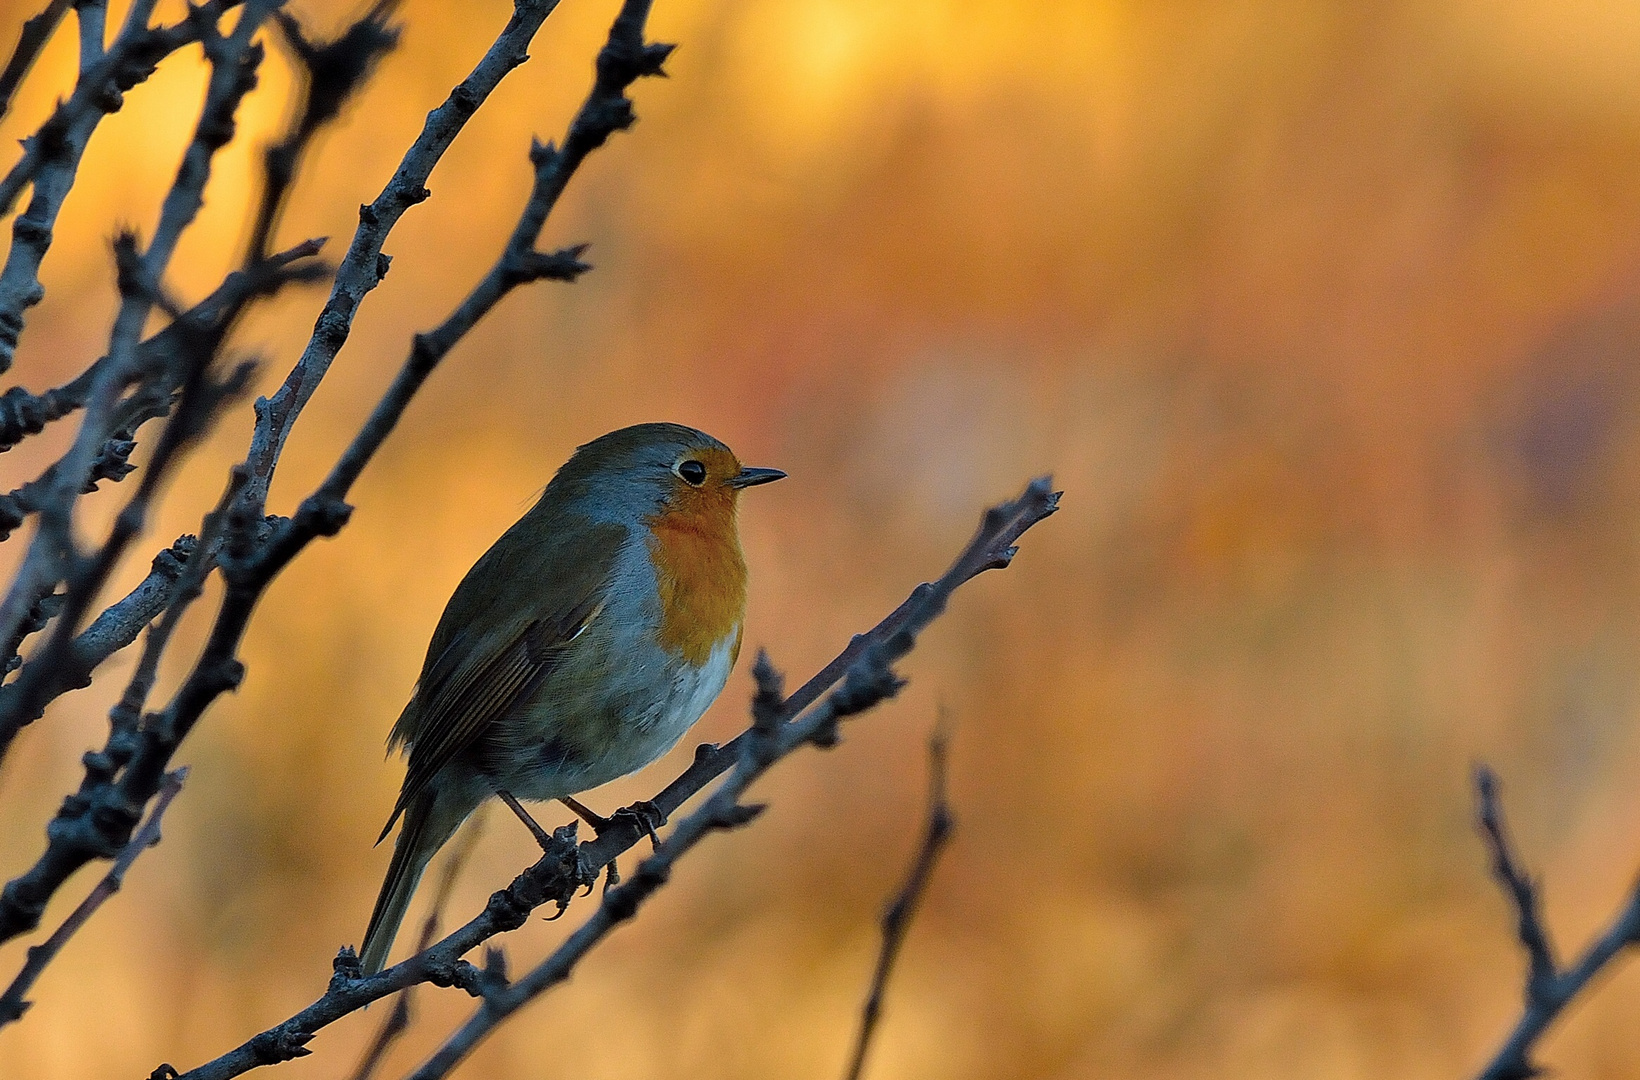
[359,422,785,974]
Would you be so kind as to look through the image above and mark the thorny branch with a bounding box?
[843,720,955,1080]
[160,477,1058,1080]
[1473,765,1640,1080]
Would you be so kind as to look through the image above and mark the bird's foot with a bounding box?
[613,800,667,850]
[557,796,666,850]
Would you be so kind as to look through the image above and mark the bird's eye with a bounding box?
[676,459,707,486]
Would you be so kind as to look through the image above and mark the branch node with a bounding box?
[248,1026,314,1064]
[711,802,765,830]
[330,945,364,991]
[750,648,784,736]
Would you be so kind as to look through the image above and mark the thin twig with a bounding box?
[156,477,1058,1080]
[0,0,74,122]
[0,535,194,721]
[252,2,399,264]
[1473,765,1640,1080]
[843,720,954,1080]
[241,0,568,512]
[0,766,186,1025]
[0,0,247,372]
[0,235,326,459]
[0,238,323,725]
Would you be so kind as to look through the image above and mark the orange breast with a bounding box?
[647,488,748,665]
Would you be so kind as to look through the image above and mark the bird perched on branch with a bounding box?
[360,422,784,974]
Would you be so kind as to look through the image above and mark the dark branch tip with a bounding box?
[750,649,785,734]
[712,802,766,830]
[294,494,352,537]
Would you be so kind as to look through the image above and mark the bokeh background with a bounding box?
[1,0,1640,1076]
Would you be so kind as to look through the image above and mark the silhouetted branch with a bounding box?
[0,0,277,714]
[1473,765,1640,1080]
[0,765,186,1026]
[0,535,193,721]
[0,0,73,123]
[251,2,398,264]
[844,720,954,1080]
[0,0,600,970]
[243,0,569,511]
[0,0,248,372]
[0,235,327,485]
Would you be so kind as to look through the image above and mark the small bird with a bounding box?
[359,422,784,974]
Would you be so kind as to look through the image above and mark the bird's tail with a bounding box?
[360,788,469,975]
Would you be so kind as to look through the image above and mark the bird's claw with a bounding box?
[612,799,666,850]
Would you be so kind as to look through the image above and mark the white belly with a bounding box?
[634,633,736,756]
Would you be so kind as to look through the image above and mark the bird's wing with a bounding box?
[377,517,626,843]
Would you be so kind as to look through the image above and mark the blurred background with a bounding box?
[0,0,1638,1076]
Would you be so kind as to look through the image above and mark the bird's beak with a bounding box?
[726,466,787,489]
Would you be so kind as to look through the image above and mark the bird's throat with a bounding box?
[647,497,748,665]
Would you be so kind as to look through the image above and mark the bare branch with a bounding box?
[242,0,568,511]
[0,476,240,945]
[166,822,594,1080]
[252,2,400,264]
[0,0,74,123]
[1475,766,1559,997]
[0,0,248,372]
[0,235,327,468]
[0,0,277,708]
[0,239,324,748]
[0,765,186,1026]
[1473,765,1640,1080]
[843,719,954,1080]
[0,535,193,719]
[290,0,675,516]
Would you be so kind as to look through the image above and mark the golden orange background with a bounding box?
[2,0,1640,1076]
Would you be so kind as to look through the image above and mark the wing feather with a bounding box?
[376,515,625,843]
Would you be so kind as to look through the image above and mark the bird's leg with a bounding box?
[497,790,555,851]
[559,795,610,831]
